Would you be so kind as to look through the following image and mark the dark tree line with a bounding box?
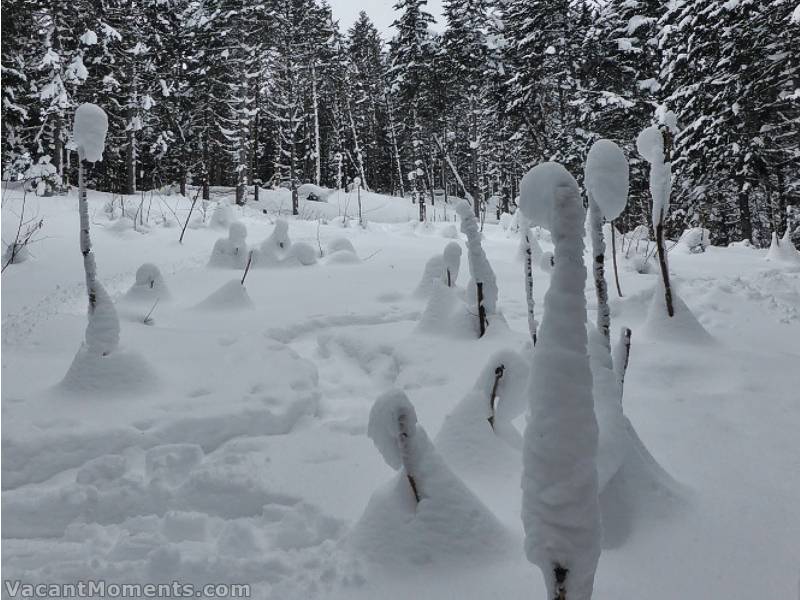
[2,0,798,244]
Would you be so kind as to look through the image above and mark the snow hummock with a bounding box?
[324,237,359,264]
[414,241,462,297]
[642,281,713,344]
[195,279,254,311]
[208,222,248,269]
[123,263,171,304]
[351,390,509,566]
[85,282,120,356]
[584,139,630,221]
[210,203,234,229]
[73,103,109,163]
[520,162,601,600]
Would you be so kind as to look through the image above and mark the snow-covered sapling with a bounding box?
[518,215,540,344]
[73,103,120,356]
[519,162,601,600]
[455,200,497,337]
[368,390,424,503]
[584,139,629,343]
[637,111,678,317]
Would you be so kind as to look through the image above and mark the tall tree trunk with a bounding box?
[311,63,322,186]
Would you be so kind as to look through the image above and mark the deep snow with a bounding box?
[2,184,800,599]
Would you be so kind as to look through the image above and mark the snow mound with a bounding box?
[60,346,157,395]
[73,103,108,162]
[208,222,248,269]
[435,350,529,512]
[123,263,171,304]
[414,242,462,297]
[765,231,800,264]
[677,227,711,253]
[416,280,478,338]
[351,390,508,566]
[642,282,713,344]
[327,237,355,255]
[298,183,332,202]
[195,279,254,311]
[585,139,629,220]
[285,241,318,266]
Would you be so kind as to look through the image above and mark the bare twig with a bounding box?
[179,186,202,244]
[241,250,254,285]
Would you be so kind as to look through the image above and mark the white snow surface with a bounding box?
[584,139,630,221]
[3,184,800,600]
[72,103,109,163]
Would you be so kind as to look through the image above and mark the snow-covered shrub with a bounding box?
[208,222,248,269]
[679,227,711,253]
[297,183,331,202]
[455,200,497,336]
[123,263,171,304]
[351,390,507,566]
[519,162,601,600]
[24,156,63,196]
[414,241,462,297]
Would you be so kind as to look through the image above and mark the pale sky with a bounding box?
[327,0,445,39]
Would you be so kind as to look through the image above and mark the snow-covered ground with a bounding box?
[2,185,800,599]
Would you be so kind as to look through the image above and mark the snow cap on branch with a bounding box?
[368,390,418,470]
[519,162,581,230]
[636,126,664,164]
[584,140,629,220]
[73,103,108,163]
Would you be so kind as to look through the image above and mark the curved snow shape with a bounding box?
[435,351,529,514]
[262,219,291,257]
[208,222,248,269]
[284,241,318,266]
[414,242,462,297]
[351,390,508,567]
[642,281,713,344]
[123,263,171,304]
[585,139,629,221]
[195,279,254,311]
[519,162,601,600]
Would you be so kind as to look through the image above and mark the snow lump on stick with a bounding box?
[519,162,601,600]
[73,103,109,162]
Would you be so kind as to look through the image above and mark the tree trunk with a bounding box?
[588,198,611,342]
[78,157,98,312]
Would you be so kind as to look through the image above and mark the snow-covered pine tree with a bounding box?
[500,0,587,173]
[388,0,436,205]
[580,0,664,232]
[442,0,491,217]
[346,12,390,191]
